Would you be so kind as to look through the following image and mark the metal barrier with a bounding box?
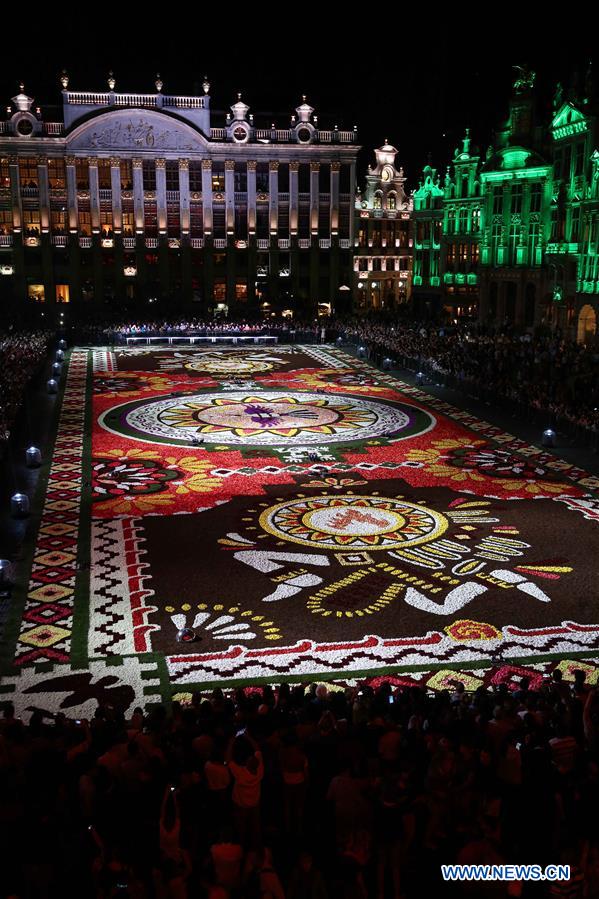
[124,335,279,347]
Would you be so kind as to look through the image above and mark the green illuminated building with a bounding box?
[411,162,443,316]
[409,64,599,342]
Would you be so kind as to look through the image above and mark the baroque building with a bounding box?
[0,74,359,316]
[353,143,412,310]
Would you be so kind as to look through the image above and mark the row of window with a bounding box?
[0,159,352,194]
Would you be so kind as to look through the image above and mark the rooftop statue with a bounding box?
[512,65,536,94]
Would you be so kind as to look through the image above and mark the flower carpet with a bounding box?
[2,343,599,719]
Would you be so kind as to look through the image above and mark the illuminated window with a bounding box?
[189,162,202,192]
[122,211,134,235]
[212,173,225,192]
[213,280,226,300]
[76,158,89,190]
[0,209,13,234]
[571,206,581,242]
[0,158,9,188]
[373,192,382,210]
[472,207,481,231]
[511,183,523,214]
[98,160,111,189]
[100,210,113,236]
[48,158,66,189]
[120,160,132,190]
[23,209,40,234]
[27,284,45,302]
[387,192,396,210]
[142,160,156,191]
[235,281,248,300]
[55,284,70,303]
[509,224,520,263]
[78,211,91,235]
[166,161,179,191]
[492,186,502,215]
[19,158,38,188]
[530,184,542,213]
[51,209,66,234]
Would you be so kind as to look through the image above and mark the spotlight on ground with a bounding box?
[176,627,196,643]
[11,493,30,518]
[542,428,556,448]
[25,446,41,467]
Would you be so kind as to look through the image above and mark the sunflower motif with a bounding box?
[91,449,224,514]
[447,445,562,482]
[445,620,503,642]
[93,374,143,395]
[92,457,180,500]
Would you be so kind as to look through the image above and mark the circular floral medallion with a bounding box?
[258,494,448,550]
[98,391,435,448]
[185,356,275,374]
[92,457,180,500]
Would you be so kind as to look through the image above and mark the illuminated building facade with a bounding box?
[410,163,444,316]
[410,66,599,340]
[353,143,412,310]
[441,131,481,318]
[0,75,359,316]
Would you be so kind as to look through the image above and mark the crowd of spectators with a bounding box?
[337,320,599,445]
[2,672,599,898]
[0,330,51,448]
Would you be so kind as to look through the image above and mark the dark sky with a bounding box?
[1,17,596,189]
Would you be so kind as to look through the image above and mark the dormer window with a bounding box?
[297,127,312,144]
[374,192,382,210]
[233,125,249,143]
[387,192,397,210]
[16,117,34,137]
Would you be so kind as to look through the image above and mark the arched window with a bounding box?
[373,192,382,210]
[387,192,397,210]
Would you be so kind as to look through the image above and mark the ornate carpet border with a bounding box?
[12,351,88,667]
[165,621,599,686]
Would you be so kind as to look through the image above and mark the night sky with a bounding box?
[1,18,596,189]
